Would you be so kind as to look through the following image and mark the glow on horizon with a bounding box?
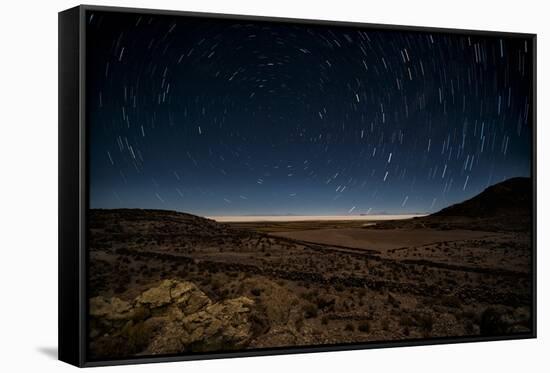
[207,214,425,222]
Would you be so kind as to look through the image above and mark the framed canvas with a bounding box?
[59,5,536,367]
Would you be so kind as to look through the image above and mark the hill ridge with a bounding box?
[432,177,532,218]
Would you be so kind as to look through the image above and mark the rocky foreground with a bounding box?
[90,279,257,356]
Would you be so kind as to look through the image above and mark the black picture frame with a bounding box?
[59,4,537,367]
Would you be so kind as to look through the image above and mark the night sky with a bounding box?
[87,11,533,216]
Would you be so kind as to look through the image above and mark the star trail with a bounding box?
[87,11,533,216]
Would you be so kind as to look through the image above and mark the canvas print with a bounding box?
[86,11,533,360]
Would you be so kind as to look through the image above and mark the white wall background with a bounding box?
[0,0,546,371]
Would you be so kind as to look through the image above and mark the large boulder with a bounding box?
[89,279,256,357]
[171,280,212,314]
[135,279,175,308]
[147,296,255,354]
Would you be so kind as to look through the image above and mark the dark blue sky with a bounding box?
[87,11,532,216]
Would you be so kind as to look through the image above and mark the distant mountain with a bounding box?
[372,177,533,232]
[433,177,532,218]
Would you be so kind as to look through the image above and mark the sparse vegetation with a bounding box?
[358,321,371,333]
[88,204,532,359]
[303,303,318,319]
[344,323,355,332]
[440,295,462,308]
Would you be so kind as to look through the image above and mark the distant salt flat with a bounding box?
[208,214,424,222]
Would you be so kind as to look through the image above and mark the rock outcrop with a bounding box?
[89,280,256,357]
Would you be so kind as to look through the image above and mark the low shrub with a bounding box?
[358,321,370,333]
[303,303,318,319]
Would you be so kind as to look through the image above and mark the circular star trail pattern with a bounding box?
[87,11,533,216]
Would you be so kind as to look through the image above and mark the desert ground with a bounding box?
[87,178,533,359]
